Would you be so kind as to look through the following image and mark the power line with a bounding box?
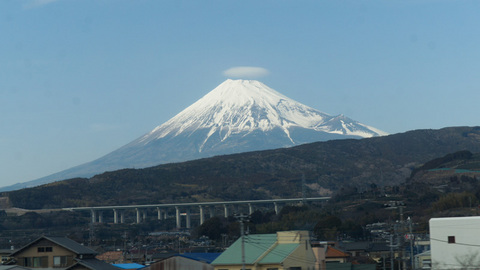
[430,237,480,247]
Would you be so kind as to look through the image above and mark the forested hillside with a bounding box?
[5,126,480,209]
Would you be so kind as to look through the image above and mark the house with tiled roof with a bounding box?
[325,246,349,264]
[211,231,316,270]
[97,251,124,264]
[0,266,31,270]
[66,258,119,270]
[9,236,118,270]
[311,242,350,270]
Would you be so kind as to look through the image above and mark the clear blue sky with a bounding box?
[1,0,480,188]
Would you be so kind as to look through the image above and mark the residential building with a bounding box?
[311,242,351,270]
[430,216,480,269]
[9,236,118,270]
[324,262,374,270]
[413,250,431,270]
[0,266,30,270]
[0,248,18,265]
[212,231,316,270]
[97,251,124,264]
[146,253,220,270]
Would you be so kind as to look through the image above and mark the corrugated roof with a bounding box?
[178,253,221,264]
[112,263,145,269]
[258,243,299,264]
[212,234,277,265]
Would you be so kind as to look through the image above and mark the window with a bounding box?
[37,246,53,252]
[23,257,47,268]
[448,236,455,243]
[54,256,69,267]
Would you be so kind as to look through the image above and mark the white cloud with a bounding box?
[223,66,270,79]
[23,0,61,9]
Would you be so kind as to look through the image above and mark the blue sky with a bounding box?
[1,0,480,187]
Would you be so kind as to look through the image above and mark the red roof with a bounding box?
[326,246,349,258]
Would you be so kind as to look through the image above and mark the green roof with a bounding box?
[258,243,299,264]
[212,234,277,265]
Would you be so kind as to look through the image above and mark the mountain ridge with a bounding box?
[5,126,480,209]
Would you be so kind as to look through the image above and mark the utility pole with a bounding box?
[235,214,250,270]
[302,173,306,205]
[409,218,414,270]
[389,234,394,270]
[89,221,94,247]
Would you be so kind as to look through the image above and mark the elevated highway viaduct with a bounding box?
[63,197,330,229]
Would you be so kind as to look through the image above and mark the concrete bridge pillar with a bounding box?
[120,211,125,224]
[209,207,215,218]
[249,203,254,215]
[274,202,279,215]
[98,211,103,223]
[136,208,141,224]
[186,208,191,229]
[143,211,147,221]
[91,209,96,223]
[113,209,118,224]
[157,207,163,220]
[176,206,181,229]
[224,204,229,218]
[199,206,205,225]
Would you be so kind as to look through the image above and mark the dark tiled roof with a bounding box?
[0,266,31,270]
[341,242,371,251]
[68,259,120,270]
[340,242,390,253]
[10,236,97,257]
[45,236,98,255]
[368,242,390,252]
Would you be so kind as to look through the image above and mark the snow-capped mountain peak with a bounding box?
[0,79,387,192]
[139,79,385,150]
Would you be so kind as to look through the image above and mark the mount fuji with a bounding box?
[1,79,387,191]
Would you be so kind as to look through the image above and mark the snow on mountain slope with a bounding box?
[136,79,386,150]
[0,79,387,191]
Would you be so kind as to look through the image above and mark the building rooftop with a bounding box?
[10,236,97,257]
[212,234,277,265]
[178,253,222,264]
[112,263,145,269]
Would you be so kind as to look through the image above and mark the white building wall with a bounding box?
[430,217,480,269]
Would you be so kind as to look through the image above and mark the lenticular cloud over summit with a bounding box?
[1,79,387,191]
[223,66,270,78]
